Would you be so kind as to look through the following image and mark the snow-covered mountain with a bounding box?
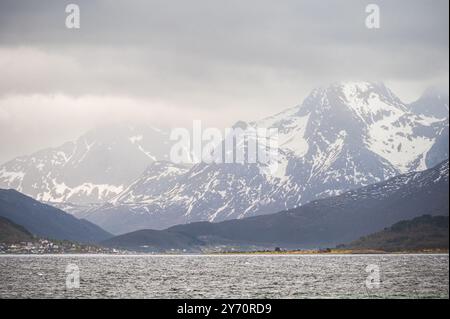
[1,82,448,234]
[0,125,172,204]
[77,82,449,234]
[408,86,449,168]
[102,160,449,251]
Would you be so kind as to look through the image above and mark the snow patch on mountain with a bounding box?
[37,181,125,203]
[0,125,173,204]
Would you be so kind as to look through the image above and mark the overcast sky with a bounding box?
[0,0,448,163]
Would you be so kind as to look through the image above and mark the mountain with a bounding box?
[84,82,449,234]
[339,215,449,251]
[408,86,449,168]
[101,229,203,252]
[102,160,449,250]
[0,216,34,244]
[0,189,112,243]
[409,86,449,119]
[0,125,171,205]
[1,82,448,234]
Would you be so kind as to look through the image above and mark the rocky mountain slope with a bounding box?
[102,160,449,251]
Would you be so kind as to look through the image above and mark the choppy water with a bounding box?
[0,254,448,299]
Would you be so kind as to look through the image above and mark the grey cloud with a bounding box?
[0,0,448,97]
[0,0,448,163]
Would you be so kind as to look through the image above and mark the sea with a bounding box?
[0,254,448,299]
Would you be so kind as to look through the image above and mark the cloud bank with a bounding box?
[0,0,448,162]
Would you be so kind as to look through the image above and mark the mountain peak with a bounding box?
[299,81,406,122]
[334,81,383,91]
[308,81,387,95]
[325,81,402,104]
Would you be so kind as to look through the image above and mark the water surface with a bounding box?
[0,254,448,299]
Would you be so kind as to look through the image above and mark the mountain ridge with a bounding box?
[0,125,172,204]
[102,160,449,251]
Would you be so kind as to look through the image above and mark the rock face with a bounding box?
[1,82,448,234]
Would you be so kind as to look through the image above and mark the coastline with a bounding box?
[212,248,450,255]
[0,249,448,257]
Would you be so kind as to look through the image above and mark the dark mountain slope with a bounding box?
[101,229,203,251]
[340,215,449,251]
[169,160,449,247]
[104,160,449,250]
[0,189,112,243]
[0,216,34,244]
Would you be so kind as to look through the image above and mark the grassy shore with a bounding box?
[215,248,449,255]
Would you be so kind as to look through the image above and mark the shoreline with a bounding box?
[0,249,448,257]
[212,248,450,255]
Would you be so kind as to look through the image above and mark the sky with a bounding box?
[0,0,448,163]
